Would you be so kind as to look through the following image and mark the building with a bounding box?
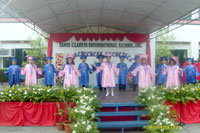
[0,40,31,69]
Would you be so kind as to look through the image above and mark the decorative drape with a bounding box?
[0,102,75,126]
[47,33,151,65]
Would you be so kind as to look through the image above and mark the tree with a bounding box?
[156,27,176,64]
[23,35,47,68]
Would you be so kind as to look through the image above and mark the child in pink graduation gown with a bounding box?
[131,54,156,89]
[21,56,42,86]
[163,56,182,89]
[96,53,119,96]
[59,54,81,88]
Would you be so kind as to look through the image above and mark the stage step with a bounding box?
[98,120,148,128]
[97,111,148,116]
[97,102,148,133]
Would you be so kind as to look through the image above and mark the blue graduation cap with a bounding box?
[160,56,168,61]
[119,55,126,59]
[97,54,105,59]
[33,57,37,61]
[11,57,17,62]
[134,55,140,60]
[187,58,194,63]
[80,54,87,59]
[46,57,53,60]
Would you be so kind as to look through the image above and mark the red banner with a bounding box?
[47,33,151,65]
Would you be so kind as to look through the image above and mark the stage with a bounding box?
[97,87,138,103]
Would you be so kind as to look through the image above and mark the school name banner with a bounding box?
[47,33,150,85]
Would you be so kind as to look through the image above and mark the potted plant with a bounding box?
[55,102,65,131]
[63,99,74,133]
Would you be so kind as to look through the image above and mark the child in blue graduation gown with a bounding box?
[42,57,58,87]
[78,54,92,87]
[117,55,128,91]
[157,56,168,85]
[184,58,199,84]
[128,55,140,91]
[95,54,106,91]
[4,57,21,86]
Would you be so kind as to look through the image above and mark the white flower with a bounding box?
[160,112,164,115]
[47,89,51,92]
[86,125,92,131]
[170,123,174,126]
[151,95,155,99]
[148,97,151,100]
[0,92,3,95]
[74,124,78,127]
[24,91,28,95]
[72,131,76,133]
[8,94,12,97]
[142,99,145,102]
[81,110,86,114]
[81,121,86,124]
[33,88,35,90]
[91,113,96,117]
[9,90,12,93]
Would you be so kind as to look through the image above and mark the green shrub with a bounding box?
[0,69,8,82]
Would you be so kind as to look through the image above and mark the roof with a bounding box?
[9,0,200,34]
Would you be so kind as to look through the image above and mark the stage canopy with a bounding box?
[8,0,200,34]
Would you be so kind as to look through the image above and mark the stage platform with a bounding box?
[97,88,138,103]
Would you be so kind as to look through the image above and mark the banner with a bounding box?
[52,37,146,86]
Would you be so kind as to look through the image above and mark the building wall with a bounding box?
[0,41,31,69]
[168,25,200,60]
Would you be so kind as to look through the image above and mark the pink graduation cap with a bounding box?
[26,56,34,60]
[140,54,148,60]
[66,54,75,59]
[105,53,112,57]
[171,56,179,64]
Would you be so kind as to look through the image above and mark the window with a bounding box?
[3,49,26,68]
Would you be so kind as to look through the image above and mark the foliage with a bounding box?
[70,87,101,133]
[0,69,8,82]
[136,87,180,133]
[0,85,101,132]
[23,36,47,68]
[0,85,78,103]
[156,28,175,64]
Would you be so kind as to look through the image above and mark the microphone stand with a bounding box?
[179,87,185,126]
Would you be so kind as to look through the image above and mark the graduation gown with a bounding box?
[131,65,156,89]
[163,65,181,88]
[96,62,103,86]
[157,64,168,84]
[42,64,58,86]
[5,65,21,86]
[59,64,80,88]
[184,65,199,84]
[128,62,140,85]
[96,62,119,88]
[78,63,92,86]
[117,62,128,85]
[21,64,42,86]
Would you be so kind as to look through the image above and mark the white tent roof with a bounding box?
[10,0,200,34]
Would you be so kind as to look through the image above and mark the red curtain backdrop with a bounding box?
[47,33,151,65]
[0,102,76,126]
[165,100,200,124]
